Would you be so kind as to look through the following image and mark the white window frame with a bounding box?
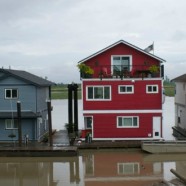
[111,55,132,74]
[5,88,18,99]
[118,85,134,94]
[5,119,18,129]
[146,85,158,93]
[84,116,93,129]
[86,85,111,101]
[117,116,139,128]
[117,162,139,175]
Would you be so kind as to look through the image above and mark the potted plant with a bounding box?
[77,64,94,78]
[148,65,159,77]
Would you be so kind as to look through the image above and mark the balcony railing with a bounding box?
[80,64,164,80]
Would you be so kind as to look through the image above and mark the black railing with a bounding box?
[80,64,164,80]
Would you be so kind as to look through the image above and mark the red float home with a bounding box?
[78,40,165,140]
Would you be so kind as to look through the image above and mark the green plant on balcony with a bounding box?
[148,65,160,77]
[149,65,159,73]
[77,63,94,78]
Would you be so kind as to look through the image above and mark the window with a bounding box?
[5,119,18,129]
[5,89,18,99]
[112,55,132,75]
[84,116,93,129]
[87,86,111,100]
[117,116,139,128]
[119,85,134,94]
[117,163,139,175]
[146,85,158,93]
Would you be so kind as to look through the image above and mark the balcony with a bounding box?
[79,64,164,80]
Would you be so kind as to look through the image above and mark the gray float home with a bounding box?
[172,74,186,139]
[0,68,54,142]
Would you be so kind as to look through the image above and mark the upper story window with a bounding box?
[117,116,139,128]
[5,119,18,129]
[5,89,18,99]
[87,86,111,100]
[146,85,158,93]
[119,85,134,94]
[112,55,132,75]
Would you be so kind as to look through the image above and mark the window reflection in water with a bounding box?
[0,151,185,185]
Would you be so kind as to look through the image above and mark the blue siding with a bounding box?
[37,87,50,110]
[0,77,37,112]
[0,119,36,141]
[0,73,51,141]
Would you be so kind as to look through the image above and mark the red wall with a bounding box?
[84,43,160,77]
[81,42,163,139]
[83,80,162,110]
[90,113,162,138]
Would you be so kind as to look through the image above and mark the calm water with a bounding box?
[1,150,186,185]
[1,97,185,186]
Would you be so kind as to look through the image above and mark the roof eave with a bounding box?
[78,40,166,64]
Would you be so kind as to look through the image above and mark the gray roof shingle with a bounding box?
[172,74,186,82]
[0,69,55,87]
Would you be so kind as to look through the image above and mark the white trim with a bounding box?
[81,137,163,141]
[82,78,162,81]
[78,40,165,64]
[118,85,134,94]
[5,88,18,99]
[117,116,139,128]
[86,85,111,101]
[83,109,162,114]
[146,84,159,93]
[84,115,93,129]
[111,55,132,74]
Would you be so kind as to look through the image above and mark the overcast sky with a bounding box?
[0,0,186,83]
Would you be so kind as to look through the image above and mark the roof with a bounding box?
[172,74,186,82]
[78,40,166,63]
[0,111,38,119]
[0,69,55,87]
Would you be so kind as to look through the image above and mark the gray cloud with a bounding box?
[0,0,186,82]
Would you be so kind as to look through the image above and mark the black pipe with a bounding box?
[17,101,22,147]
[47,100,53,146]
[73,84,78,133]
[68,84,73,133]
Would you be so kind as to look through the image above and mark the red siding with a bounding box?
[91,113,161,138]
[84,43,160,77]
[83,80,162,110]
[80,41,163,139]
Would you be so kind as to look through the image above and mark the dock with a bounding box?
[141,140,186,154]
[0,130,77,157]
[0,146,78,157]
[75,140,141,149]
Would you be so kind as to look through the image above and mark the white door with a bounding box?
[153,117,161,139]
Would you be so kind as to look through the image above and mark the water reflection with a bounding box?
[0,157,81,186]
[0,97,182,185]
[1,150,186,186]
[82,150,164,186]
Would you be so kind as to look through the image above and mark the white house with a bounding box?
[172,74,186,139]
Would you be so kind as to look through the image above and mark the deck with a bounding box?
[141,140,186,154]
[0,130,77,157]
[0,145,77,157]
